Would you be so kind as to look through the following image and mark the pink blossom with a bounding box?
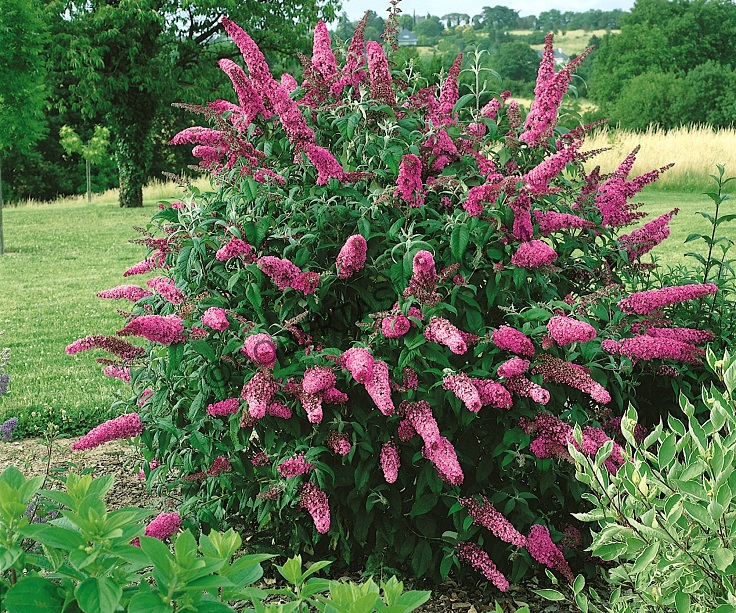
[492,326,535,357]
[207,456,231,477]
[463,182,503,217]
[146,277,184,305]
[216,237,255,262]
[618,209,677,262]
[523,143,579,194]
[300,392,324,423]
[509,191,533,241]
[300,482,330,533]
[117,315,184,346]
[472,379,513,409]
[403,400,441,444]
[145,512,181,541]
[382,314,411,338]
[278,454,314,478]
[97,285,153,301]
[206,398,240,417]
[221,17,273,90]
[645,327,714,344]
[533,355,611,404]
[366,41,395,105]
[461,496,526,547]
[526,525,574,581]
[242,333,277,369]
[201,307,229,331]
[511,240,558,268]
[496,357,530,379]
[72,413,143,451]
[305,143,344,185]
[437,54,463,115]
[505,376,550,405]
[103,365,131,382]
[412,250,436,285]
[547,315,596,346]
[258,256,301,290]
[397,419,417,442]
[281,73,298,91]
[614,336,705,364]
[291,271,320,295]
[341,347,375,384]
[380,441,400,483]
[123,258,161,277]
[327,431,351,456]
[336,234,368,279]
[263,79,316,149]
[619,284,717,315]
[443,373,482,412]
[302,366,336,395]
[364,360,395,416]
[424,317,468,354]
[402,367,419,390]
[534,210,594,236]
[395,154,424,207]
[266,402,292,419]
[241,371,280,419]
[423,436,464,485]
[456,542,509,592]
[323,387,349,404]
[311,21,338,81]
[217,59,269,125]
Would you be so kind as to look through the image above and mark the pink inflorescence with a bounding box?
[546,315,596,346]
[645,326,714,344]
[380,441,400,483]
[146,277,185,305]
[336,234,368,279]
[526,525,574,581]
[241,371,280,419]
[299,482,331,534]
[462,180,503,218]
[305,143,345,185]
[492,326,535,357]
[103,365,131,383]
[496,357,530,379]
[302,366,336,395]
[97,285,153,302]
[534,210,594,236]
[533,355,611,404]
[145,512,181,541]
[118,315,184,345]
[456,542,510,592]
[341,347,375,384]
[206,398,240,417]
[472,379,514,409]
[277,454,315,478]
[258,256,319,295]
[461,496,527,547]
[618,283,717,315]
[72,413,143,451]
[364,360,395,416]
[606,336,705,364]
[216,237,255,262]
[618,209,677,262]
[207,456,231,477]
[424,317,469,355]
[266,401,293,419]
[511,240,558,269]
[382,314,411,338]
[201,307,229,331]
[509,191,533,241]
[242,333,277,369]
[327,431,351,456]
[395,154,425,207]
[66,335,145,360]
[504,375,550,405]
[443,373,482,412]
[366,41,395,106]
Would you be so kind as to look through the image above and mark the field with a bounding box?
[509,28,613,56]
[0,175,733,438]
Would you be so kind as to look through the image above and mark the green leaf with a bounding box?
[128,590,174,613]
[714,547,734,571]
[4,576,64,612]
[452,93,476,113]
[631,541,658,574]
[675,591,690,613]
[277,555,303,586]
[450,225,470,261]
[190,339,217,362]
[533,589,565,601]
[410,540,432,577]
[395,589,432,610]
[592,541,627,561]
[75,577,123,613]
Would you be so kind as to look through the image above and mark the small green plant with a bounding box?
[0,466,430,612]
[537,348,736,612]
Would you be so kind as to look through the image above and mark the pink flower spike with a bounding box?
[546,315,596,346]
[336,234,368,279]
[341,347,375,384]
[380,441,400,483]
[366,41,395,105]
[492,326,535,357]
[277,454,314,478]
[424,317,468,355]
[201,307,229,331]
[395,154,424,207]
[206,398,240,417]
[619,284,717,315]
[72,413,143,451]
[526,524,574,581]
[300,482,330,533]
[216,237,255,262]
[382,314,411,338]
[461,496,526,547]
[103,365,131,383]
[146,277,185,305]
[145,512,181,541]
[242,333,277,369]
[511,240,558,269]
[117,315,184,346]
[443,373,482,412]
[241,371,279,419]
[97,285,153,302]
[302,366,336,395]
[305,143,344,185]
[311,21,338,81]
[456,542,510,592]
[496,357,530,379]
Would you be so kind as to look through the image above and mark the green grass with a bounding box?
[0,187,734,439]
[0,199,159,438]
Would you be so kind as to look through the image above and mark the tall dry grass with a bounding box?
[9,176,212,208]
[583,125,736,191]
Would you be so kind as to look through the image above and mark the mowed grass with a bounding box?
[0,184,197,439]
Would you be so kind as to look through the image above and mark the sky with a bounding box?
[335,0,636,20]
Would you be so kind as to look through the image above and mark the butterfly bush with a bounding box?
[68,15,719,586]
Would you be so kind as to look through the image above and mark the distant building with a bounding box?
[397,28,418,46]
[536,47,570,65]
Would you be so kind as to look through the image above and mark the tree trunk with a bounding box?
[110,89,154,209]
[0,158,4,256]
[86,157,91,202]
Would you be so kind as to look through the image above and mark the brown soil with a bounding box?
[0,438,563,612]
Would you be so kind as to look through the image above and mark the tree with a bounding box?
[60,125,110,202]
[414,15,444,45]
[490,42,540,83]
[479,5,520,31]
[47,0,341,208]
[0,0,47,255]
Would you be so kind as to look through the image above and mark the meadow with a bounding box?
[1,135,735,439]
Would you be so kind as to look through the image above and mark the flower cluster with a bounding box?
[258,256,319,295]
[241,371,280,419]
[66,335,145,360]
[103,365,131,382]
[242,333,277,369]
[533,355,611,404]
[72,413,143,451]
[277,454,314,478]
[546,315,596,346]
[395,154,424,207]
[461,496,526,547]
[299,482,330,534]
[118,315,185,345]
[380,441,400,483]
[496,357,530,379]
[206,398,240,417]
[1,417,18,442]
[336,234,368,279]
[327,431,351,456]
[525,525,574,581]
[146,277,185,305]
[201,307,230,331]
[492,326,536,357]
[145,512,181,540]
[216,237,255,262]
[424,317,470,355]
[511,240,558,269]
[455,542,509,592]
[97,285,153,301]
[619,283,717,315]
[442,372,482,412]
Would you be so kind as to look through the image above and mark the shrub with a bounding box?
[68,15,718,586]
[539,348,736,611]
